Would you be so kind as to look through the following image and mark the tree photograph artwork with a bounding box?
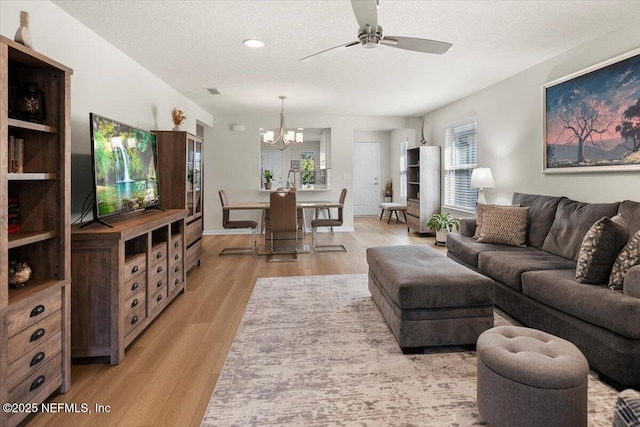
[544,49,640,172]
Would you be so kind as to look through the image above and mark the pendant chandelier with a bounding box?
[263,96,303,151]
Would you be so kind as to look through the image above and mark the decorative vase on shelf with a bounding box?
[171,108,186,131]
[17,82,46,122]
[8,260,32,288]
[14,11,33,48]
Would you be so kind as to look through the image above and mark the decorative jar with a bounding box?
[8,260,32,288]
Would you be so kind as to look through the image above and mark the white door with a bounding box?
[352,142,380,216]
[261,150,283,189]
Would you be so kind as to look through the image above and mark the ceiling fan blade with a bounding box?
[382,36,452,54]
[350,0,378,31]
[300,41,359,62]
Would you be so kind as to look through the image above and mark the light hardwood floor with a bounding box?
[27,217,443,427]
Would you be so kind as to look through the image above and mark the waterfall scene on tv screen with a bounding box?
[90,114,160,217]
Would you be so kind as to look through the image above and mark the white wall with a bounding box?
[205,115,413,232]
[0,1,213,220]
[422,22,640,208]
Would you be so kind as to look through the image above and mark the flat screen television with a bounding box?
[88,113,160,224]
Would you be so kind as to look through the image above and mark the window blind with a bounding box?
[444,120,478,212]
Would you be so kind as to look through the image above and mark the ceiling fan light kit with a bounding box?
[263,96,303,151]
[242,39,264,48]
[300,0,452,61]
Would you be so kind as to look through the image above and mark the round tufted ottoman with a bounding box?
[476,326,589,427]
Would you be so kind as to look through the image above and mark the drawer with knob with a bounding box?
[170,247,182,267]
[124,304,146,336]
[124,253,146,283]
[150,285,168,313]
[169,264,183,292]
[124,287,147,319]
[171,234,182,251]
[122,271,147,301]
[8,353,63,408]
[149,259,167,285]
[6,291,62,337]
[8,330,62,390]
[8,310,62,364]
[150,242,167,265]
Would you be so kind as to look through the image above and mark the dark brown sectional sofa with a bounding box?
[446,192,640,387]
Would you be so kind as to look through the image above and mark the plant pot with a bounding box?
[265,182,272,190]
[435,229,448,246]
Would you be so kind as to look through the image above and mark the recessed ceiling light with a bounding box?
[243,39,264,48]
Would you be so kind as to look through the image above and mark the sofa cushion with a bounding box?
[618,200,640,241]
[522,269,640,339]
[624,265,640,299]
[459,218,477,237]
[446,233,534,268]
[478,250,576,291]
[542,198,620,261]
[366,245,494,310]
[575,216,628,284]
[610,230,640,290]
[477,206,529,247]
[512,193,565,249]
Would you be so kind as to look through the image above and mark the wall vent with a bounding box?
[204,88,222,95]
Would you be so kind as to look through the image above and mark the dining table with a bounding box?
[222,200,343,254]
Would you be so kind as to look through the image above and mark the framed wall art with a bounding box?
[543,48,640,173]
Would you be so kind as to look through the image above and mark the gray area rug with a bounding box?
[202,274,618,426]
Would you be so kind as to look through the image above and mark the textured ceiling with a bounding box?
[53,0,640,118]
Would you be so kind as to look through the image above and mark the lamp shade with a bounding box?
[470,168,495,189]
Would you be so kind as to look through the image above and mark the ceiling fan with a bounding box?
[300,0,452,62]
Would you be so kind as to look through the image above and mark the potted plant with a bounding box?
[426,213,459,245]
[263,169,274,190]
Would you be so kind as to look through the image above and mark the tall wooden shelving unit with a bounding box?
[154,131,203,272]
[406,145,441,235]
[1,36,72,427]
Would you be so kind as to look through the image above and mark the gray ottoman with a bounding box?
[366,244,495,352]
[477,326,589,427]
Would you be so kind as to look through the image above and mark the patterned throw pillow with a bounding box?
[575,216,628,285]
[609,230,640,290]
[473,203,490,239]
[477,206,530,247]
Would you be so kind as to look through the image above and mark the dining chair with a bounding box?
[218,190,257,255]
[311,188,347,252]
[268,188,298,262]
[263,187,307,237]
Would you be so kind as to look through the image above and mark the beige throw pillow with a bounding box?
[477,206,530,247]
[474,203,492,239]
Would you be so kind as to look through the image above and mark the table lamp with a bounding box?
[470,168,495,205]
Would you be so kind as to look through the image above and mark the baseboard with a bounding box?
[204,227,355,235]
